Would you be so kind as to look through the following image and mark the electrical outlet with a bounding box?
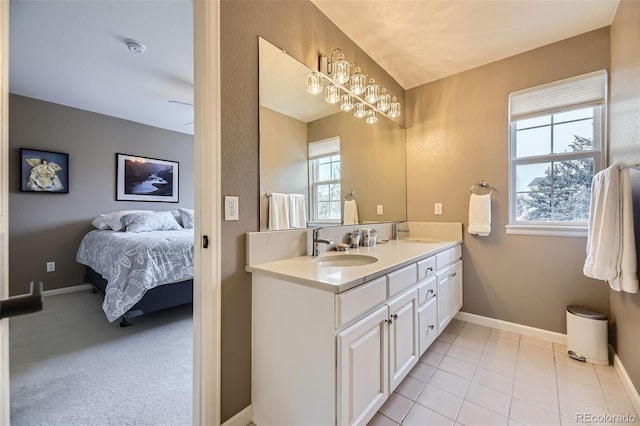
[46,261,55,273]
[225,196,239,221]
[376,204,383,215]
[434,203,443,215]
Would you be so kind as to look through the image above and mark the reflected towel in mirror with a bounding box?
[343,199,359,225]
[268,193,290,230]
[288,194,307,229]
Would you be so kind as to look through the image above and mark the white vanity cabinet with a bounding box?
[337,305,389,426]
[250,242,462,426]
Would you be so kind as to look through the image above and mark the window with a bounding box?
[308,137,341,222]
[507,71,606,237]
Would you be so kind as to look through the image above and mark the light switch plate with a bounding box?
[377,205,383,215]
[434,203,443,215]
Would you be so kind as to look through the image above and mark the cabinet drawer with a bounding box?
[417,275,437,306]
[387,263,418,297]
[335,276,387,328]
[435,249,451,270]
[451,245,462,262]
[417,256,436,280]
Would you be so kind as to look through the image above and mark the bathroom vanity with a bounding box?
[246,236,462,426]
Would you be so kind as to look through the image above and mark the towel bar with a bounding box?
[470,180,493,195]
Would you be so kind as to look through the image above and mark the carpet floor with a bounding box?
[9,288,193,426]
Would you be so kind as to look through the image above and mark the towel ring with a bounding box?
[345,190,356,201]
[470,181,493,195]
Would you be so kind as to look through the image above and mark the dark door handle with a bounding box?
[0,281,44,319]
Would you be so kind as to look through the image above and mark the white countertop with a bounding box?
[245,239,462,293]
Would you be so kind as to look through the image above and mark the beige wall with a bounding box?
[220,0,404,420]
[8,95,194,296]
[259,106,309,230]
[609,0,640,392]
[405,28,612,333]
[307,111,407,224]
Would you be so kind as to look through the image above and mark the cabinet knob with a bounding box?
[391,314,398,320]
[428,289,434,294]
[385,318,393,324]
[450,272,457,277]
[428,325,435,330]
[426,267,434,274]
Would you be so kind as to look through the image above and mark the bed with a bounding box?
[76,210,195,326]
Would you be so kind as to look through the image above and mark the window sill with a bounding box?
[505,224,587,238]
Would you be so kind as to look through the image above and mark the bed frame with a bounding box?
[84,266,193,327]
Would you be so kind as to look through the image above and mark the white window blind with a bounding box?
[308,137,340,159]
[510,70,607,120]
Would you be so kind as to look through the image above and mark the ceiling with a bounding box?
[312,0,620,89]
[9,1,620,135]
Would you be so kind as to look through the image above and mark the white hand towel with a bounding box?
[468,194,491,236]
[288,194,307,229]
[268,193,290,231]
[584,164,638,293]
[343,199,359,225]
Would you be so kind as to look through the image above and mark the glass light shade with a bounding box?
[364,78,379,104]
[365,109,378,124]
[332,54,349,85]
[340,94,354,111]
[388,97,401,118]
[306,73,323,95]
[354,103,366,118]
[377,89,390,112]
[325,85,340,104]
[350,67,365,95]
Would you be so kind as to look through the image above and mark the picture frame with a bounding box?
[20,148,69,193]
[116,153,179,202]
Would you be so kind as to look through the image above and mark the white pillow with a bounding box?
[178,208,195,229]
[92,210,151,231]
[122,211,182,233]
[171,210,183,227]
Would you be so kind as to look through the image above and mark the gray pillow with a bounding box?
[178,208,194,229]
[122,211,182,233]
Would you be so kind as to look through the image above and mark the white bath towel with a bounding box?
[268,193,290,231]
[343,199,359,225]
[584,164,638,293]
[288,194,307,229]
[468,194,491,236]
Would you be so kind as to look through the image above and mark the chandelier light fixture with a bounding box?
[306,48,401,123]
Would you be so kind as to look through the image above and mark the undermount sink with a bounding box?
[399,238,442,243]
[313,254,378,267]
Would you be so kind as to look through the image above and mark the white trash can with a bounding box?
[566,305,609,365]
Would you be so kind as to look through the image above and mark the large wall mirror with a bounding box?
[258,37,407,231]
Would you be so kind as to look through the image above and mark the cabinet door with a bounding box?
[418,297,438,355]
[337,305,389,426]
[450,260,463,315]
[388,287,419,391]
[436,265,452,331]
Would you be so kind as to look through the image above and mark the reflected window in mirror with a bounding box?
[309,137,341,223]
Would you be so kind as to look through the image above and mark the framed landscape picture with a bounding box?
[116,153,179,202]
[20,148,69,193]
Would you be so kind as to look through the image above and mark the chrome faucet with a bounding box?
[393,222,410,240]
[312,229,333,256]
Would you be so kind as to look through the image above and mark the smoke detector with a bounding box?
[125,39,146,55]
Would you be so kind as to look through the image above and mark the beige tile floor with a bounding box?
[368,319,639,426]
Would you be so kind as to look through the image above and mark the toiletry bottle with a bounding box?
[361,227,370,247]
[371,229,378,246]
[350,230,361,248]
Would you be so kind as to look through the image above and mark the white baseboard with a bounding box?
[43,283,92,297]
[222,405,253,426]
[455,311,567,345]
[612,349,640,416]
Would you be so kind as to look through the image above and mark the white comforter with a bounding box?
[76,229,194,322]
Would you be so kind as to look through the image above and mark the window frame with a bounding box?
[308,137,341,223]
[507,91,606,238]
